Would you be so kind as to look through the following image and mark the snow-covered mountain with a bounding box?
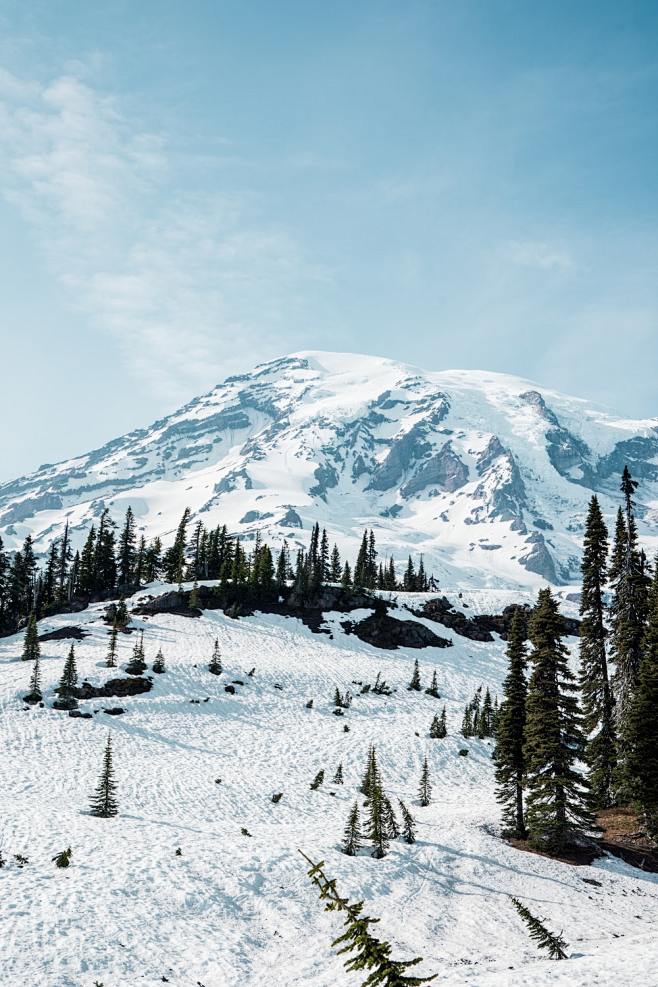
[2,351,657,587]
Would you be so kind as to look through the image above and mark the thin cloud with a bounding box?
[501,239,575,272]
[0,66,320,400]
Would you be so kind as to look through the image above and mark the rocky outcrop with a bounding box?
[72,677,153,700]
[401,442,469,498]
[132,592,202,619]
[410,597,494,642]
[38,626,90,642]
[342,612,452,650]
[519,532,559,583]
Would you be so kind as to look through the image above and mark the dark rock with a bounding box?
[38,626,90,643]
[343,612,452,651]
[232,680,245,686]
[519,532,559,583]
[125,660,147,676]
[132,591,201,619]
[412,597,494,642]
[280,506,303,528]
[103,707,125,716]
[68,710,92,720]
[72,677,153,700]
[271,792,283,803]
[53,698,78,711]
[224,685,236,694]
[458,749,469,757]
[472,603,580,640]
[22,692,42,705]
[401,441,469,498]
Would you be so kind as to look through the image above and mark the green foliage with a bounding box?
[624,561,658,838]
[21,612,40,662]
[510,897,568,960]
[418,757,431,807]
[493,609,528,838]
[398,799,417,844]
[333,762,344,785]
[342,801,362,856]
[524,588,594,854]
[208,638,222,675]
[408,659,422,692]
[106,621,119,668]
[52,847,72,869]
[578,495,617,808]
[310,770,325,791]
[424,671,440,698]
[300,851,436,985]
[89,734,119,818]
[152,648,166,673]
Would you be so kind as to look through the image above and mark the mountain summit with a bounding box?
[1,351,657,588]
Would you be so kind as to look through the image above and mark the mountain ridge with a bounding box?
[2,350,657,589]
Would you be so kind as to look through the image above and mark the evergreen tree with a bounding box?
[163,507,191,584]
[56,521,72,603]
[424,670,440,698]
[382,794,400,839]
[310,769,325,790]
[398,799,417,844]
[408,659,422,692]
[364,784,389,858]
[93,510,117,593]
[354,531,369,588]
[21,612,40,662]
[114,597,129,628]
[341,561,352,589]
[209,638,222,675]
[461,705,474,738]
[480,688,494,737]
[624,561,658,839]
[342,801,362,856]
[126,630,146,675]
[89,734,119,818]
[418,757,431,807]
[143,536,162,583]
[493,609,528,838]
[510,898,568,960]
[578,495,617,808]
[77,526,97,596]
[106,621,119,668]
[333,762,344,785]
[330,544,342,583]
[429,712,446,739]
[610,468,651,727]
[360,745,380,798]
[57,644,79,707]
[299,852,437,984]
[152,648,166,673]
[26,650,42,702]
[117,506,137,588]
[524,588,594,854]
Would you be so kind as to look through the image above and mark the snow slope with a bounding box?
[1,351,657,589]
[1,587,657,987]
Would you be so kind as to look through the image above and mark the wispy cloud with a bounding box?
[500,238,575,272]
[0,66,320,400]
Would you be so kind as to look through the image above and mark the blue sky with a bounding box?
[1,1,657,480]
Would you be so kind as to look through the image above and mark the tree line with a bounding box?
[494,466,658,851]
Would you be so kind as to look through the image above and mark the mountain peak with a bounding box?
[1,351,657,588]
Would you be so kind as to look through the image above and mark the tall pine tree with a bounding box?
[493,608,528,838]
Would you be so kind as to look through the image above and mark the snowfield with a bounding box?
[1,587,658,987]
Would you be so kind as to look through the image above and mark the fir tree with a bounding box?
[408,658,422,692]
[57,644,79,708]
[364,784,389,858]
[299,852,436,984]
[26,650,42,702]
[126,631,146,675]
[117,506,136,587]
[152,648,166,673]
[330,544,342,583]
[624,561,658,839]
[524,588,594,854]
[310,770,325,791]
[342,802,362,856]
[424,670,440,698]
[106,621,119,669]
[398,799,417,844]
[52,847,72,869]
[429,712,446,739]
[114,597,129,628]
[382,794,400,839]
[360,745,380,798]
[333,762,344,785]
[89,734,119,818]
[493,608,528,838]
[209,638,222,675]
[418,757,431,807]
[510,898,568,960]
[21,612,40,662]
[341,561,352,589]
[578,495,617,808]
[610,468,651,727]
[460,706,473,738]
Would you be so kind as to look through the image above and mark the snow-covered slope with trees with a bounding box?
[2,586,658,987]
[2,351,657,589]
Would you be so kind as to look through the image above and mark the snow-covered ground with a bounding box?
[1,588,658,987]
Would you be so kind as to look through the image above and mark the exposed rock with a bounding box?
[224,685,236,694]
[343,612,452,650]
[519,532,559,583]
[103,707,125,715]
[280,507,303,528]
[472,603,580,640]
[68,710,92,720]
[38,626,90,643]
[132,591,202,619]
[240,510,273,524]
[72,677,153,700]
[401,442,469,498]
[22,691,42,705]
[309,463,339,500]
[411,597,494,642]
